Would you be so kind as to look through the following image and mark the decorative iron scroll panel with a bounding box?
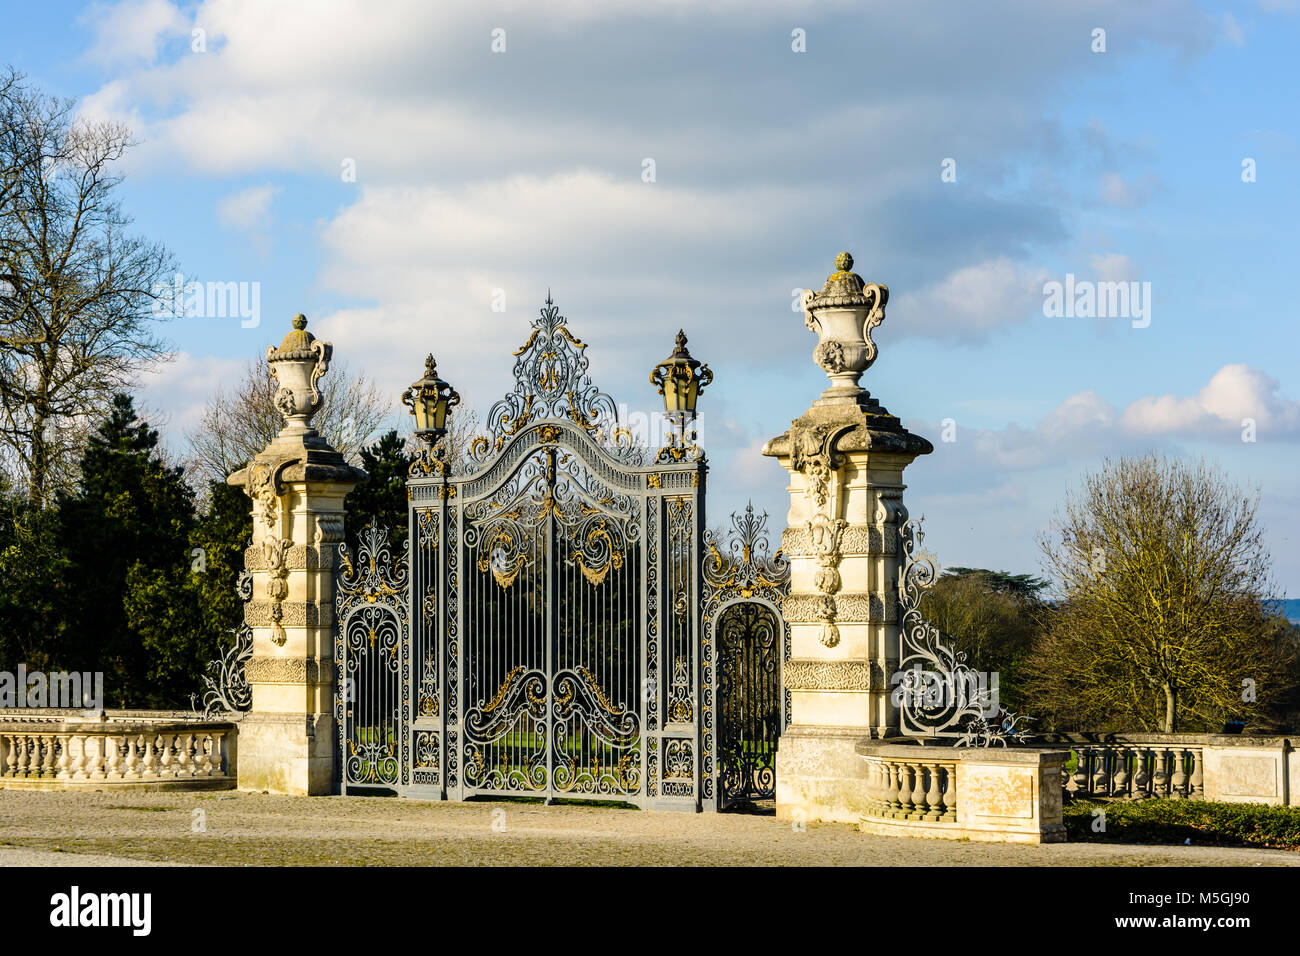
[895,517,1029,745]
[702,505,791,809]
[716,602,781,804]
[335,523,409,791]
[405,296,706,808]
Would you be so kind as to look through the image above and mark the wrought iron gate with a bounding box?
[397,297,708,808]
[703,505,791,808]
[335,522,408,791]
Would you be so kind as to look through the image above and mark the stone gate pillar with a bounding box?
[228,315,367,795]
[763,253,932,823]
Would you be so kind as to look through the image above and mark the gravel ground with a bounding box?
[1,790,1296,866]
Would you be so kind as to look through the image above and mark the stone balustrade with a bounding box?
[1041,733,1296,806]
[856,733,1297,844]
[1062,740,1203,800]
[0,710,237,791]
[857,740,1069,843]
[862,749,958,822]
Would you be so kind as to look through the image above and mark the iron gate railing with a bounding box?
[334,299,793,809]
[401,296,707,808]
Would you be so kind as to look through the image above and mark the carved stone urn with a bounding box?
[801,252,888,405]
[266,313,332,436]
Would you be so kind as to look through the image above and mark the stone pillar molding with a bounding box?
[227,315,366,795]
[763,253,932,823]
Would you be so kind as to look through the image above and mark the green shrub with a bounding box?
[1064,799,1300,850]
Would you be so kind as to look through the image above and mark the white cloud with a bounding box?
[1089,252,1141,283]
[917,363,1300,480]
[1098,172,1159,208]
[1122,363,1300,437]
[216,183,280,231]
[307,172,808,401]
[891,258,1051,341]
[135,350,248,436]
[1222,12,1248,46]
[81,0,188,65]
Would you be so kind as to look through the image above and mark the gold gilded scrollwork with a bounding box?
[576,666,622,717]
[481,666,524,714]
[477,531,528,588]
[569,522,623,587]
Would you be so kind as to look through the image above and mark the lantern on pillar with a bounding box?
[402,354,460,447]
[651,330,712,421]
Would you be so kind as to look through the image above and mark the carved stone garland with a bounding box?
[788,421,854,647]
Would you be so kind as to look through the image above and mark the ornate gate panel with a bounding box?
[335,522,409,791]
[406,297,707,808]
[716,602,781,802]
[703,505,791,808]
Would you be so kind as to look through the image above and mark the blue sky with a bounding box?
[8,0,1299,591]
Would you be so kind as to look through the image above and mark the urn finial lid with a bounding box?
[806,251,878,309]
[271,313,319,359]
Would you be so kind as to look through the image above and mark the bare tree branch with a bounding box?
[0,68,177,503]
[186,359,391,486]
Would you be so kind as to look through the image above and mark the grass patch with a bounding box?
[463,794,638,810]
[1065,799,1300,851]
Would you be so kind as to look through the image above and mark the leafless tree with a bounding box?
[1026,454,1292,733]
[0,68,176,504]
[186,359,391,486]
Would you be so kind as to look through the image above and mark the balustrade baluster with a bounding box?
[887,762,903,813]
[63,735,81,780]
[54,735,70,779]
[158,733,174,777]
[897,763,915,817]
[909,762,927,819]
[1132,748,1151,798]
[17,736,32,777]
[1152,748,1169,797]
[1171,748,1189,798]
[178,733,195,776]
[924,762,942,820]
[1189,749,1204,799]
[144,735,161,777]
[1073,749,1091,796]
[124,736,140,779]
[1092,746,1110,795]
[1112,746,1131,798]
[84,734,106,781]
[0,734,11,777]
[205,733,218,776]
[939,766,957,821]
[40,736,56,778]
[198,734,216,776]
[105,736,122,780]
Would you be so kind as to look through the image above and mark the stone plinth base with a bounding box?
[776,725,888,824]
[236,712,334,796]
[857,740,1068,844]
[1202,736,1296,806]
